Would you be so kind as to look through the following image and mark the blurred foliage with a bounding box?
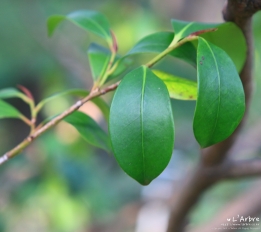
[0,1,261,232]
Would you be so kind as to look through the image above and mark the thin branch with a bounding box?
[0,81,120,166]
[205,158,261,180]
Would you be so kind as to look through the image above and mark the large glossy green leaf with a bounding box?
[87,43,111,82]
[36,89,110,122]
[171,19,218,44]
[126,31,196,66]
[194,38,245,148]
[47,10,112,43]
[153,70,197,100]
[64,111,111,152]
[0,100,23,119]
[109,66,174,185]
[200,22,247,72]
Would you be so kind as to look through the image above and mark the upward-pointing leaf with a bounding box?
[47,10,112,44]
[125,31,197,66]
[194,38,245,148]
[87,43,111,82]
[171,20,247,72]
[109,66,174,185]
[171,19,218,44]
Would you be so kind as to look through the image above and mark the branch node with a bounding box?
[0,154,8,165]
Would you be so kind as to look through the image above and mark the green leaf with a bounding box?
[200,22,247,72]
[0,88,30,103]
[109,66,174,185]
[0,100,24,119]
[87,43,111,82]
[36,89,110,122]
[126,31,197,66]
[47,10,112,43]
[64,111,111,152]
[171,19,218,44]
[194,38,245,148]
[153,70,197,100]
[127,32,174,55]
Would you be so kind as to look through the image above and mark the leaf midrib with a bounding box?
[141,66,147,182]
[202,39,221,143]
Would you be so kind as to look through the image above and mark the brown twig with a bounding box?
[167,1,261,231]
[0,81,120,166]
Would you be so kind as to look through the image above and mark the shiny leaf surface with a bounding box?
[194,38,245,147]
[109,66,174,185]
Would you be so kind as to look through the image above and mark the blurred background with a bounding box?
[0,0,261,231]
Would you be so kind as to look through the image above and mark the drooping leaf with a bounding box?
[0,88,30,103]
[47,10,112,44]
[64,111,111,152]
[125,31,197,66]
[153,70,197,100]
[109,66,174,185]
[200,22,247,72]
[36,89,110,122]
[171,19,219,44]
[87,43,111,82]
[194,38,245,148]
[0,100,24,119]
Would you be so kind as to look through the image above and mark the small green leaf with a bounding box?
[126,31,197,66]
[87,43,111,82]
[47,10,112,43]
[171,19,218,43]
[153,70,197,100]
[194,38,245,148]
[0,88,30,103]
[0,100,24,119]
[64,111,111,152]
[109,66,174,185]
[36,89,110,122]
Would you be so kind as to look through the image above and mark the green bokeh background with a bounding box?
[0,1,261,231]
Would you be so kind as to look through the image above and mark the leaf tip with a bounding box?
[47,15,65,37]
